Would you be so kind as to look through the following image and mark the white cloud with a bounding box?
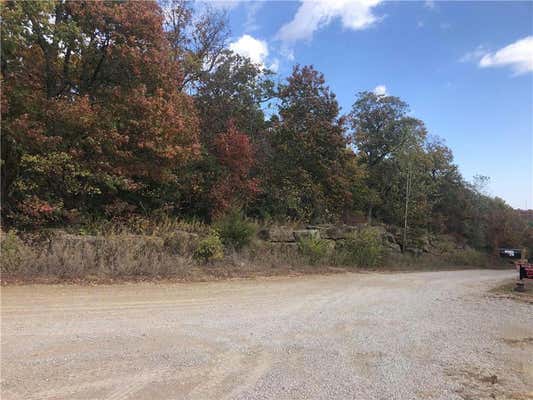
[479,36,533,75]
[276,0,382,44]
[373,85,388,96]
[229,34,269,67]
[461,37,533,75]
[459,45,487,63]
[244,1,265,32]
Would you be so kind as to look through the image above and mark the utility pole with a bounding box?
[402,162,412,253]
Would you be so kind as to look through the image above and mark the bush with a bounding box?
[336,227,383,268]
[297,236,331,265]
[193,232,224,263]
[1,230,31,274]
[215,210,256,250]
[445,249,491,267]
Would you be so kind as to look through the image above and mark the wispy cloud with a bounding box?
[269,58,280,72]
[459,45,488,63]
[205,0,241,10]
[244,1,265,32]
[461,37,533,75]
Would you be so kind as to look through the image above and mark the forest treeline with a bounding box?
[1,0,531,253]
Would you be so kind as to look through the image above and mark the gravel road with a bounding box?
[1,269,532,400]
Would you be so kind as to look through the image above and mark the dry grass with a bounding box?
[1,226,504,284]
[490,279,533,304]
[1,231,191,282]
[0,232,344,284]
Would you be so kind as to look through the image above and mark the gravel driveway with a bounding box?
[1,269,532,400]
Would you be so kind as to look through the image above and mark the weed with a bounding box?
[193,232,224,263]
[335,227,384,268]
[215,210,256,250]
[297,236,331,265]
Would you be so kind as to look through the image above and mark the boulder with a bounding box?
[322,225,359,240]
[293,229,320,242]
[258,226,295,242]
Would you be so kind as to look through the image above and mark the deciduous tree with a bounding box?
[1,0,199,226]
[262,65,365,222]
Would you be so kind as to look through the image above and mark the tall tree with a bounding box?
[210,121,260,217]
[262,65,365,222]
[194,50,275,146]
[172,50,274,220]
[349,91,426,222]
[1,0,199,226]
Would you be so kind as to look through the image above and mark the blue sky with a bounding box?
[208,0,533,209]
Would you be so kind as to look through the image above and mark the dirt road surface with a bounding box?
[1,269,532,400]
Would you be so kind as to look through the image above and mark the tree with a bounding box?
[210,121,260,217]
[1,0,200,226]
[261,65,365,222]
[194,50,275,146]
[349,92,424,166]
[423,137,466,234]
[349,91,427,222]
[163,0,230,93]
[170,50,274,221]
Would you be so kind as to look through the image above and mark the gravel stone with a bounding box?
[1,269,531,400]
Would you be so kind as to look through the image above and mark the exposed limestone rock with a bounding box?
[258,226,296,242]
[293,229,320,242]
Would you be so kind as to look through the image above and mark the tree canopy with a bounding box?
[1,0,530,254]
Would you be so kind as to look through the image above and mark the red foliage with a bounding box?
[1,0,200,223]
[211,121,260,216]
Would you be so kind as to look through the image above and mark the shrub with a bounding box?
[297,236,330,265]
[193,232,224,263]
[445,249,490,267]
[336,227,384,268]
[1,230,31,274]
[215,210,256,250]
